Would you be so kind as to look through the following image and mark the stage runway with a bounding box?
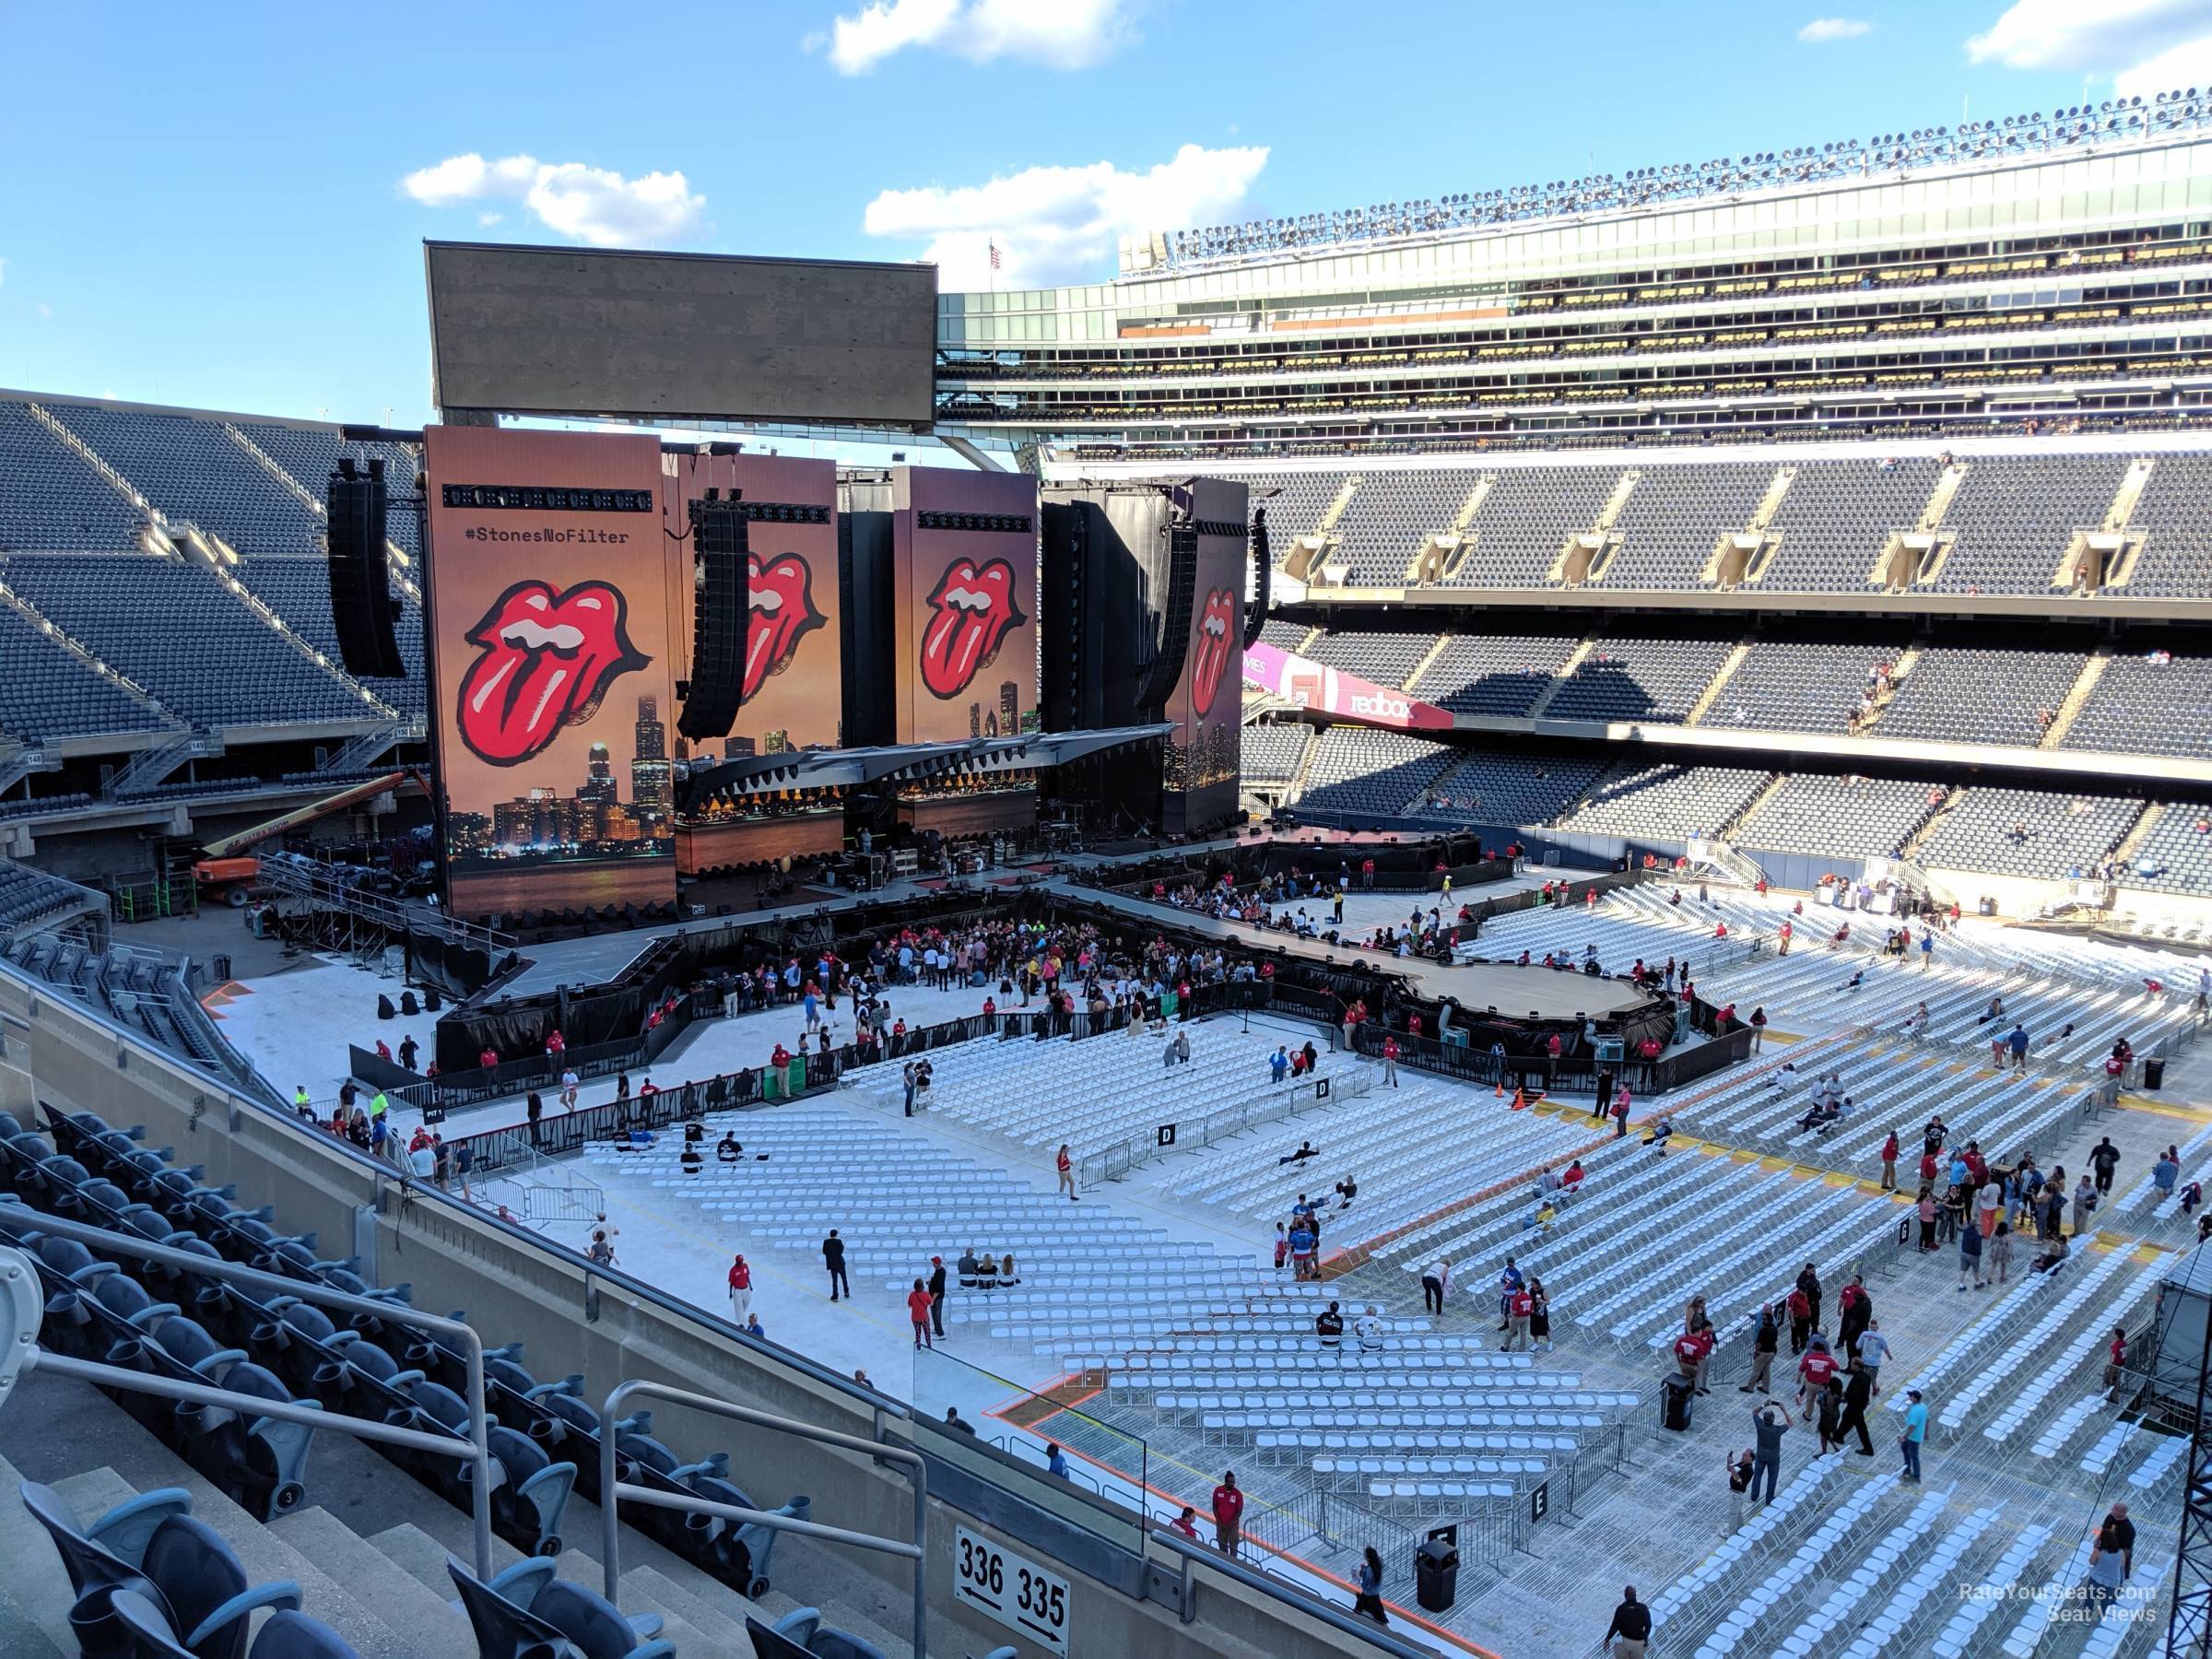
[1053,879,1652,1020]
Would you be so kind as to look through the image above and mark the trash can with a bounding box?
[2144,1056,2167,1091]
[210,952,231,983]
[1415,1536,1460,1613]
[1661,1372,1696,1432]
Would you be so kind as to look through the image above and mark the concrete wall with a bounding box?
[1,967,1384,1659]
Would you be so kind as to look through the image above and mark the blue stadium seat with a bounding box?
[748,1607,888,1659]
[444,1556,674,1659]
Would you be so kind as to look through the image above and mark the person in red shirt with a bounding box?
[1210,1471,1245,1556]
[771,1042,791,1071]
[1879,1131,1900,1192]
[1380,1035,1401,1088]
[726,1253,752,1324]
[1056,1144,1077,1202]
[1504,1285,1536,1350]
[1797,1340,1839,1412]
[982,996,997,1018]
[479,1045,499,1071]
[546,1029,566,1057]
[906,1278,935,1348]
[1786,1287,1813,1354]
[1168,1506,1200,1543]
[1918,1148,1939,1189]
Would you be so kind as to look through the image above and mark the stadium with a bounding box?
[5,38,2212,1659]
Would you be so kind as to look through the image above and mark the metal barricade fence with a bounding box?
[1077,1067,1373,1188]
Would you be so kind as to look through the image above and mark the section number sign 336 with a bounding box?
[953,1524,1070,1654]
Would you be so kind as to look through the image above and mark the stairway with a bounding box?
[2039,653,2109,748]
[1526,639,1595,718]
[1400,633,1452,694]
[1285,725,1322,804]
[1684,641,1755,726]
[2113,801,2165,866]
[1853,644,1921,733]
[2,1368,923,1658]
[1720,771,1790,839]
[1901,786,1961,859]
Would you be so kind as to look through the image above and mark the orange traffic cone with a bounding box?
[1495,1081,1505,1100]
[1511,1087,1529,1112]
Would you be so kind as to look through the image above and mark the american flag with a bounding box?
[988,241,1001,271]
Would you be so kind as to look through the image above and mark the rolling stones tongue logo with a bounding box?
[1190,586,1237,719]
[920,557,1024,699]
[455,580,648,765]
[745,551,826,700]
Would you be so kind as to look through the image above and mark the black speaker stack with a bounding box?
[325,458,406,678]
[677,489,750,743]
[1134,519,1199,713]
[1244,504,1270,649]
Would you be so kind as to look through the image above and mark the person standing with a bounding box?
[1988,1220,2015,1285]
[1380,1033,1400,1088]
[1497,1257,1525,1331]
[928,1255,948,1339]
[1854,1319,1890,1385]
[906,1278,935,1347]
[1046,1443,1070,1480]
[1056,1144,1077,1202]
[822,1229,851,1301]
[1785,1284,1813,1355]
[2085,1515,2130,1613]
[1747,1401,1790,1504]
[1740,1303,1779,1394]
[1210,1471,1245,1558]
[1795,1262,1823,1334]
[525,1090,544,1149]
[2073,1172,2099,1237]
[1421,1257,1451,1316]
[1352,1546,1388,1626]
[560,1066,580,1110]
[1603,1586,1653,1659]
[1837,1275,1872,1358]
[1837,1359,1877,1455]
[1878,1129,1900,1193]
[1958,1218,1985,1290]
[1503,1282,1534,1350]
[1528,1277,1553,1354]
[726,1253,752,1324]
[1900,1389,1927,1481]
[2103,1324,2132,1403]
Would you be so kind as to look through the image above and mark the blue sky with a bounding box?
[2,0,2208,427]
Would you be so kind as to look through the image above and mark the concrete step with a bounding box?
[277,1506,465,1653]
[0,1577,71,1658]
[9,1377,415,1657]
[12,1465,138,1653]
[756,1583,917,1659]
[367,1520,524,1598]
[622,1561,755,1651]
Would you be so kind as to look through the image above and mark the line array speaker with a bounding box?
[326,457,405,678]
[1243,505,1270,649]
[677,492,750,743]
[1135,522,1199,714]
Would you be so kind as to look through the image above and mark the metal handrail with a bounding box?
[597,1378,928,1659]
[0,1213,496,1578]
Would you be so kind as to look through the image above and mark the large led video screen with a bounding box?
[425,241,936,428]
[1159,478,1248,832]
[664,452,842,758]
[889,468,1040,746]
[423,427,679,920]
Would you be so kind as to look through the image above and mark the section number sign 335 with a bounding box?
[953,1524,1070,1654]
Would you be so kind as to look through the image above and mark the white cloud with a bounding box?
[2117,30,2212,93]
[38,302,53,320]
[824,0,1132,74]
[477,211,505,227]
[863,142,1267,288]
[400,152,706,247]
[1966,0,2212,73]
[1798,18,1871,41]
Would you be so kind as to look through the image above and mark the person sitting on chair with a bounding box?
[1643,1114,1675,1152]
[958,1249,981,1288]
[716,1132,743,1162]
